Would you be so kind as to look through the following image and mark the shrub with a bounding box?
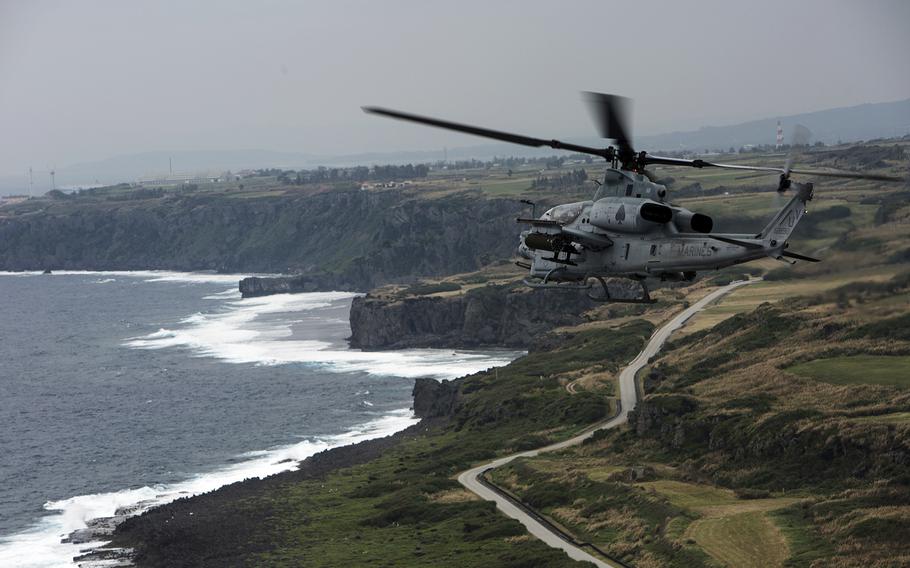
[734,487,771,499]
[405,281,461,296]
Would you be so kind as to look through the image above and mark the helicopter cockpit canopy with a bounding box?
[541,202,585,224]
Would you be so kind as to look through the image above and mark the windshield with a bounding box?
[542,202,585,223]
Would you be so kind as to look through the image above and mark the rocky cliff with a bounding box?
[412,377,460,419]
[0,189,523,291]
[239,273,358,296]
[348,283,603,350]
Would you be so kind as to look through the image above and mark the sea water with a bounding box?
[0,271,520,567]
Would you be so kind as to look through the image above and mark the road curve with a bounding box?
[457,279,756,567]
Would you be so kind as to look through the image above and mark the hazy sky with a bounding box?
[2,0,909,176]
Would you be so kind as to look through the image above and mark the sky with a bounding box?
[1,0,909,177]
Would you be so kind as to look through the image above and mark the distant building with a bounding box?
[136,174,214,187]
[0,195,29,207]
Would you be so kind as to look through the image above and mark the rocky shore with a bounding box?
[67,379,459,567]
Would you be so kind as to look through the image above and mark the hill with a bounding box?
[3,98,906,195]
[638,97,910,151]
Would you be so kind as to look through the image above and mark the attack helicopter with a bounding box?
[363,93,902,303]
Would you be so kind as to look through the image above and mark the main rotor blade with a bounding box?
[362,106,610,159]
[785,167,902,182]
[782,250,821,262]
[643,154,902,182]
[708,235,764,250]
[583,92,634,159]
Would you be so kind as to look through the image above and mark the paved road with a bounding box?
[457,280,756,567]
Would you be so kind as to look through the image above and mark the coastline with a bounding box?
[0,409,421,568]
[0,271,519,568]
[65,409,425,567]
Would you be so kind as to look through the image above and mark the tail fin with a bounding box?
[758,182,814,246]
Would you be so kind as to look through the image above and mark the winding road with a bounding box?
[457,279,756,567]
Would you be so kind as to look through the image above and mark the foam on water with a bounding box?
[0,270,259,285]
[0,410,417,568]
[124,291,521,380]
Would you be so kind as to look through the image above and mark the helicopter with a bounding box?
[363,93,902,303]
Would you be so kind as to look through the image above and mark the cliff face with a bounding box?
[239,273,358,296]
[348,283,600,350]
[0,189,522,291]
[412,377,460,419]
[628,390,910,484]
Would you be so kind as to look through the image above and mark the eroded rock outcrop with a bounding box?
[348,283,601,350]
[412,377,460,418]
[240,273,359,296]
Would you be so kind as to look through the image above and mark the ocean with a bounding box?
[0,271,519,567]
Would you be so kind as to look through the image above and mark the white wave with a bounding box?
[124,291,521,379]
[0,270,263,284]
[0,410,418,568]
[203,288,242,300]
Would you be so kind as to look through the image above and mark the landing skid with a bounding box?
[523,267,589,290]
[523,271,656,304]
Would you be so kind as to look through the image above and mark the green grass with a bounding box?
[787,355,910,388]
[686,511,789,568]
[638,480,738,509]
[402,281,462,296]
[770,505,837,568]
[850,411,910,424]
[251,433,582,567]
[489,460,713,567]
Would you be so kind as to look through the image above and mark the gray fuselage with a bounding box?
[518,168,806,282]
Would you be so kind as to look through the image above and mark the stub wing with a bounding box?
[516,218,614,251]
[516,218,561,227]
[561,227,614,250]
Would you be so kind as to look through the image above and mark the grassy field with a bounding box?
[685,511,789,568]
[787,355,910,388]
[677,265,907,336]
[477,177,534,196]
[496,260,910,567]
[637,480,797,567]
[489,459,803,567]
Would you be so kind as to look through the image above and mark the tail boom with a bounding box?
[757,182,814,247]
